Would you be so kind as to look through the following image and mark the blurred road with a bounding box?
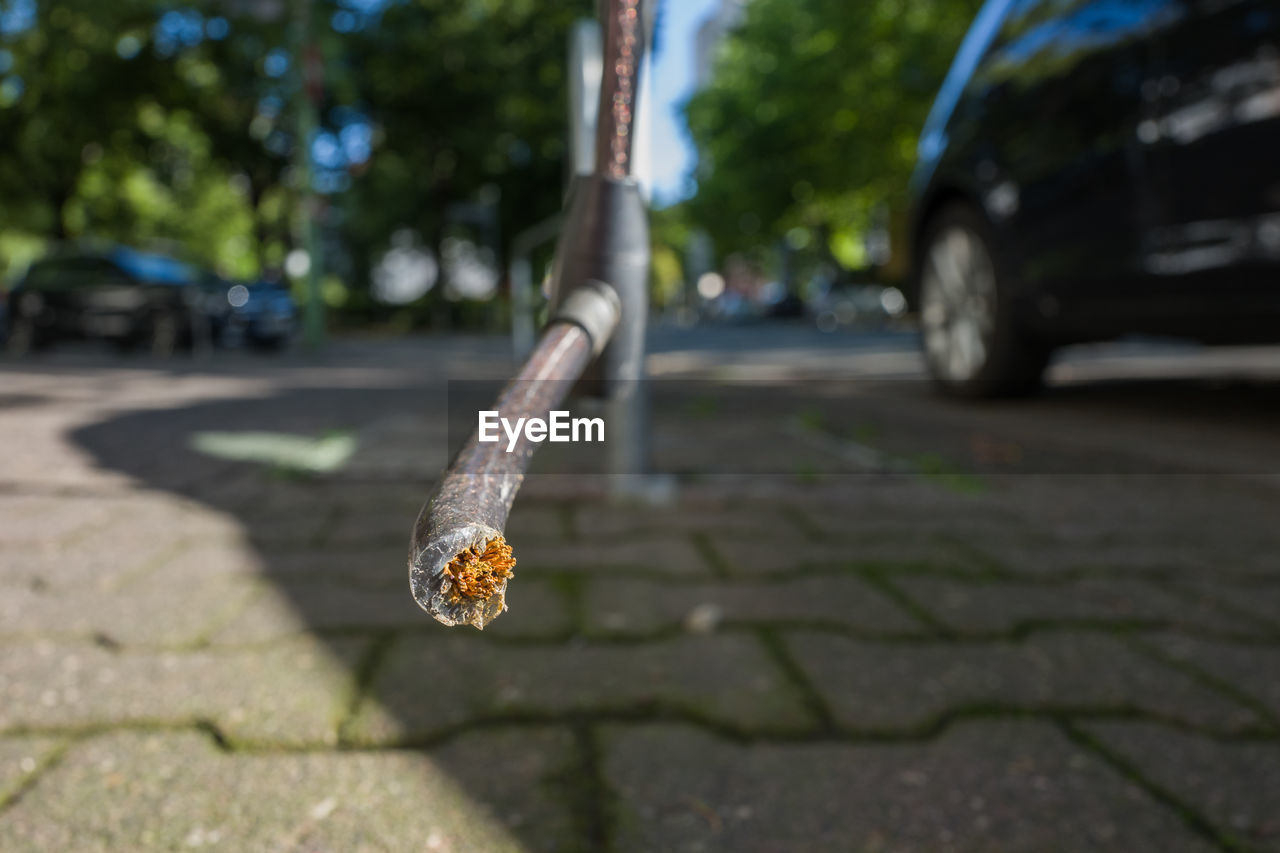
[0,328,1278,851]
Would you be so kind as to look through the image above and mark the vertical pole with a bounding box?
[294,0,325,349]
[597,0,650,489]
[545,0,651,489]
[510,255,535,360]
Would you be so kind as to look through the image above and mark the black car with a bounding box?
[909,0,1280,396]
[6,247,203,355]
[213,278,298,351]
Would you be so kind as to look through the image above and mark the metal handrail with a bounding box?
[408,0,650,628]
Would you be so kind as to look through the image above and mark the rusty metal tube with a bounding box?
[595,0,644,180]
[409,286,620,628]
[410,0,646,628]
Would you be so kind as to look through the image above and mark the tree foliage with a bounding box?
[339,0,590,300]
[0,0,591,314]
[684,0,983,266]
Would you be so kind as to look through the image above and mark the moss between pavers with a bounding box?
[600,721,1219,853]
[0,637,368,748]
[784,631,1262,735]
[343,634,817,747]
[0,728,582,852]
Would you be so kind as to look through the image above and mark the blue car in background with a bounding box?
[5,247,201,355]
[212,278,298,351]
[4,247,296,355]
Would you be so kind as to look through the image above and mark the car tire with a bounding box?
[5,293,48,356]
[149,308,181,357]
[250,335,289,353]
[917,203,1050,398]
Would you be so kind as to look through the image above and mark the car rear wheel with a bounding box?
[5,292,48,356]
[5,316,35,356]
[149,308,181,357]
[918,204,1049,397]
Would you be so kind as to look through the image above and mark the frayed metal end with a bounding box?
[409,522,515,629]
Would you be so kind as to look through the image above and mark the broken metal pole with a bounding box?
[409,0,648,628]
[409,283,619,628]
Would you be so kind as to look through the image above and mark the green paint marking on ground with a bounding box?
[190,430,357,473]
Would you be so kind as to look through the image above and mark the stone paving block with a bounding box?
[323,494,569,550]
[977,539,1278,579]
[573,504,797,541]
[240,546,408,584]
[790,499,1031,543]
[0,412,137,492]
[512,538,712,575]
[895,578,1251,636]
[289,480,428,517]
[710,536,990,576]
[104,498,248,543]
[603,721,1214,853]
[233,509,333,548]
[0,638,366,746]
[1148,634,1280,722]
[0,572,261,646]
[139,540,267,582]
[0,736,63,801]
[482,504,571,545]
[991,476,1278,545]
[1173,582,1280,632]
[584,577,922,636]
[347,634,812,744]
[321,507,424,547]
[0,532,187,591]
[786,631,1258,732]
[210,578,572,644]
[1085,721,1280,851]
[0,495,113,545]
[0,727,579,852]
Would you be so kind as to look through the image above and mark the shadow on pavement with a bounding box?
[44,343,1280,850]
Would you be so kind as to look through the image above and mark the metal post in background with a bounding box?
[569,19,603,179]
[293,0,325,349]
[510,213,563,361]
[547,0,652,488]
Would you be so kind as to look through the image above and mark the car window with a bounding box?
[21,262,60,290]
[80,258,131,287]
[111,249,195,285]
[23,259,91,289]
[992,0,1095,51]
[917,0,1020,165]
[980,0,1187,89]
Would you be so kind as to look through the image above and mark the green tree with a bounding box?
[0,0,168,241]
[340,0,591,307]
[0,0,298,277]
[684,0,982,271]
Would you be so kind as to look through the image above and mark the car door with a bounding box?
[77,259,148,339]
[1142,0,1280,327]
[974,0,1177,328]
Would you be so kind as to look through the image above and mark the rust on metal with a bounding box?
[409,322,599,629]
[443,536,516,602]
[410,0,644,629]
[597,0,643,179]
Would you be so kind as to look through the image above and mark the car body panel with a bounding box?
[910,0,1280,345]
[9,248,197,347]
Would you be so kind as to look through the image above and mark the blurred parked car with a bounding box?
[4,249,297,356]
[214,279,298,351]
[0,281,8,347]
[5,247,203,355]
[909,0,1280,396]
[811,281,909,332]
